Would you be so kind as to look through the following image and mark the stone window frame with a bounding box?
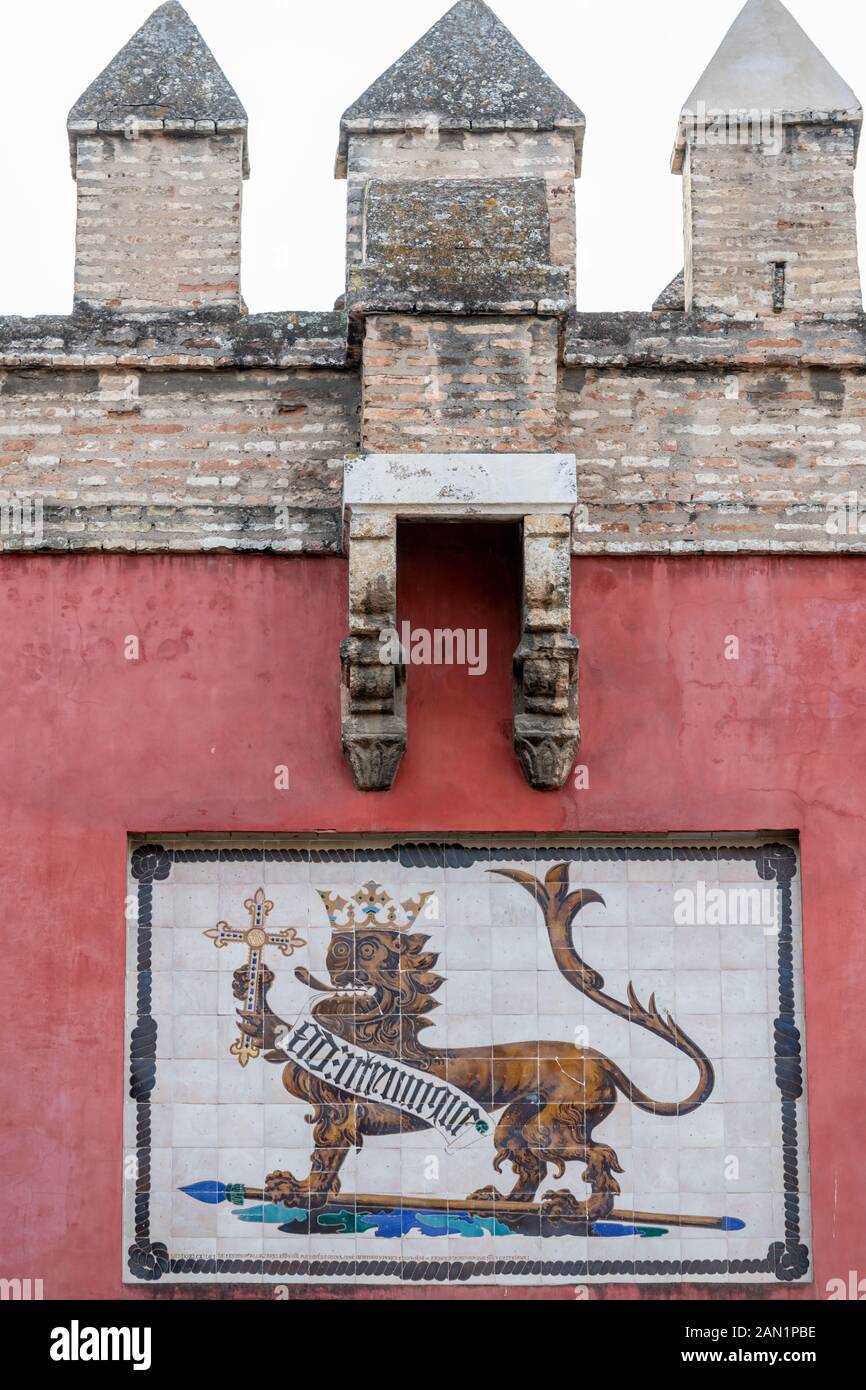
[340,453,579,791]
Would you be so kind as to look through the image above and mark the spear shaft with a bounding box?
[237,1187,735,1229]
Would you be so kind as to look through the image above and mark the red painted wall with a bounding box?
[1,528,864,1299]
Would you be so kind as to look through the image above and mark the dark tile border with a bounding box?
[126,839,807,1285]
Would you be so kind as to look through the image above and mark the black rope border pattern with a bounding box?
[126,839,808,1285]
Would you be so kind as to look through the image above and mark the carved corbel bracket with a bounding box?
[513,514,579,790]
[341,509,406,791]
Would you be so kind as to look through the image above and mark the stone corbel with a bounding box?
[513,514,579,790]
[341,509,407,791]
[341,454,579,792]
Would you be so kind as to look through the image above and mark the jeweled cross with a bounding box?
[204,887,306,1066]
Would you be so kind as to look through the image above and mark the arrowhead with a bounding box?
[179,1180,226,1205]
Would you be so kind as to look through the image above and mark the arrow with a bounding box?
[179,1181,745,1231]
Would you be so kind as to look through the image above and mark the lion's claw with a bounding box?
[541,1189,614,1222]
[264,1170,308,1207]
[265,1170,337,1211]
[466,1185,506,1203]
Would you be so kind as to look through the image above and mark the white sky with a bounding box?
[0,0,864,317]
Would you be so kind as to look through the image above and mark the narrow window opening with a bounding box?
[772,261,787,313]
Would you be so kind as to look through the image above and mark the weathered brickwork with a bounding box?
[683,126,861,319]
[345,130,577,300]
[3,0,866,560]
[0,310,349,370]
[349,177,569,314]
[560,361,866,552]
[0,366,358,551]
[74,132,244,312]
[362,314,559,452]
[5,326,866,553]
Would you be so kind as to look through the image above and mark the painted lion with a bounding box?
[233,864,714,1221]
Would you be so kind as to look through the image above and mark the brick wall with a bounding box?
[74,133,244,312]
[0,366,358,551]
[684,126,862,319]
[561,363,866,552]
[5,349,866,554]
[362,314,559,452]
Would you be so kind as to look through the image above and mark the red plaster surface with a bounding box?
[0,529,863,1299]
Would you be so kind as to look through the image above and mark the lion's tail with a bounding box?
[492,863,715,1114]
[605,985,715,1116]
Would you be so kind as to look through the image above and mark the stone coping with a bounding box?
[344,453,577,518]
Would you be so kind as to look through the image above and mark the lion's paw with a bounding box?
[466,1185,506,1203]
[540,1189,614,1223]
[264,1170,307,1208]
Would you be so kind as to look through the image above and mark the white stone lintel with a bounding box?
[344,453,577,519]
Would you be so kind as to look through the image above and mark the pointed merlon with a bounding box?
[673,0,861,171]
[337,0,584,176]
[652,269,685,314]
[67,1,248,175]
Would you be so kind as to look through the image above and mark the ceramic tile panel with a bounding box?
[123,837,810,1286]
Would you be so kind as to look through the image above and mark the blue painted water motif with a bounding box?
[234,1203,301,1225]
[247,1206,511,1238]
[591,1223,667,1237]
[323,1209,511,1239]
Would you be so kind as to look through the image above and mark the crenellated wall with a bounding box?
[5,327,866,555]
[1,0,864,562]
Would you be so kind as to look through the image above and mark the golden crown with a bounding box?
[317,880,435,930]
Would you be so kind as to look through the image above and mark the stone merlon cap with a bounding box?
[336,0,585,177]
[67,1,248,177]
[673,0,862,171]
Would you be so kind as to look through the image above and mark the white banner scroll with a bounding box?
[273,1017,491,1150]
